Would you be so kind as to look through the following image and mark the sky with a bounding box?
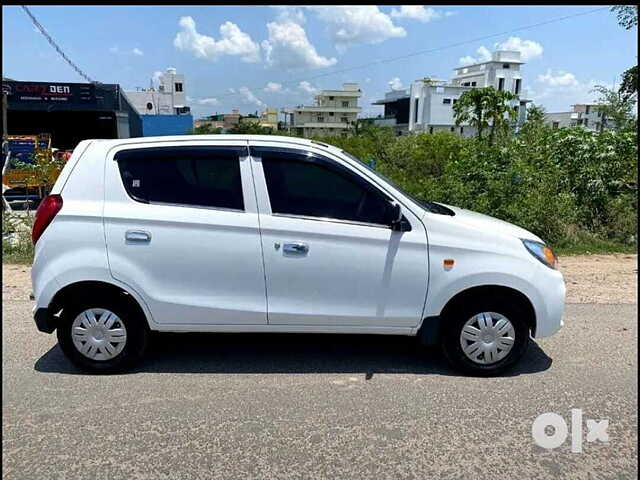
[2,5,637,119]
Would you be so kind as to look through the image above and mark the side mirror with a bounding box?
[385,201,410,231]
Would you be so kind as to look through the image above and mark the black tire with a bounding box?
[57,294,149,374]
[441,298,530,376]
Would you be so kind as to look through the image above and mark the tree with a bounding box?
[591,84,637,132]
[190,124,222,135]
[453,87,491,140]
[611,5,638,29]
[228,122,273,135]
[453,86,517,144]
[619,65,638,100]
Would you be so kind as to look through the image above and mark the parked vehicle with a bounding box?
[31,135,565,375]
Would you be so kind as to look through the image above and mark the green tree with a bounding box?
[591,84,637,131]
[453,87,491,140]
[453,87,517,144]
[619,65,638,100]
[611,5,638,29]
[190,124,222,135]
[228,122,273,135]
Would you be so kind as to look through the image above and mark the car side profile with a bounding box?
[31,135,566,375]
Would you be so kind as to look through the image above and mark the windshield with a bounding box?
[340,150,454,216]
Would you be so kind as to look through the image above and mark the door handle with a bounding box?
[283,242,308,254]
[125,230,151,243]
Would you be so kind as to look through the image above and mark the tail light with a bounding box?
[32,194,63,245]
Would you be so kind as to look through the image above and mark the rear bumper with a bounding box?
[33,306,56,333]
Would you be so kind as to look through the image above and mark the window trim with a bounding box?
[250,146,395,228]
[114,145,248,212]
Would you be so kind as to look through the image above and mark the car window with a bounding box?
[253,147,391,226]
[115,146,246,210]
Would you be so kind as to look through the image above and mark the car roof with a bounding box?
[88,134,331,149]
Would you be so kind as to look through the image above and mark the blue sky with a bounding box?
[2,5,637,118]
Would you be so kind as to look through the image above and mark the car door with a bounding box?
[249,142,429,329]
[104,141,267,327]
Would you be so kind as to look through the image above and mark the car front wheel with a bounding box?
[441,300,530,376]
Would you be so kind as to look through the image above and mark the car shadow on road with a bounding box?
[34,332,553,378]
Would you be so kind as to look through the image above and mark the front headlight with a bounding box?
[522,239,558,269]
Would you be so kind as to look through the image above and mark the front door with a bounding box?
[249,143,429,329]
[104,142,267,326]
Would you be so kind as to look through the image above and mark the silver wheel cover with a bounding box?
[71,308,127,361]
[459,312,515,365]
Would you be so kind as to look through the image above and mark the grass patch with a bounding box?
[554,238,637,256]
[2,237,34,264]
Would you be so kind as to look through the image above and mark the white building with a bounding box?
[285,83,362,137]
[545,104,612,131]
[373,50,530,136]
[124,68,190,116]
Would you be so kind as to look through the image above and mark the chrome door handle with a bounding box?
[125,230,151,243]
[283,242,308,254]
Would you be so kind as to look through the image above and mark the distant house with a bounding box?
[545,104,613,131]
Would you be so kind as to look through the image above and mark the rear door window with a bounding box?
[115,146,246,211]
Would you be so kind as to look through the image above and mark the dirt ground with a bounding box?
[2,254,637,304]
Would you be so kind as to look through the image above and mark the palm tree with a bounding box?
[486,89,518,145]
[454,86,517,144]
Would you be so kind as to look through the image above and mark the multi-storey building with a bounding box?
[545,103,613,131]
[285,83,362,137]
[373,50,530,136]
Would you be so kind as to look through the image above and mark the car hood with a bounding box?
[431,203,543,243]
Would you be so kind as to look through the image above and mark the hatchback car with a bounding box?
[31,135,565,375]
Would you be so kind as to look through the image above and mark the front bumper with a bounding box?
[33,306,56,333]
[531,267,566,338]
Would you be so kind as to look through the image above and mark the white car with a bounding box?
[31,135,565,375]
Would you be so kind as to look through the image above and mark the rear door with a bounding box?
[104,141,267,327]
[249,142,429,329]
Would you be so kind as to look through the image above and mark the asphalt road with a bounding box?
[2,297,637,479]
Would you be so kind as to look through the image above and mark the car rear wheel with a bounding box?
[57,296,148,374]
[441,300,530,376]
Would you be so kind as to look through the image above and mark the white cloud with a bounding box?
[271,6,306,24]
[390,6,441,23]
[228,88,236,93]
[537,69,578,87]
[388,77,403,91]
[264,82,283,93]
[495,37,543,61]
[365,77,371,83]
[151,71,163,87]
[196,97,220,105]
[238,86,265,108]
[308,6,405,51]
[109,46,119,54]
[298,81,318,95]
[532,70,608,111]
[458,38,542,65]
[174,16,260,63]
[262,21,337,69]
[458,46,492,65]
[132,47,144,56]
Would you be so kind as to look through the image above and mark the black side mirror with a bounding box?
[385,202,411,232]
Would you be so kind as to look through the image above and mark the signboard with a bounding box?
[3,81,97,106]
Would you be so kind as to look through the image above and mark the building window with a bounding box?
[452,98,458,105]
[450,126,455,132]
[443,98,451,104]
[146,102,153,111]
[498,78,505,91]
[585,105,591,115]
[514,79,521,94]
[584,118,589,127]
[317,116,324,123]
[175,83,183,92]
[460,126,464,134]
[329,96,334,100]
[462,82,470,87]
[414,98,419,123]
[471,81,477,86]
[552,122,559,129]
[429,126,434,134]
[342,101,349,107]
[329,112,334,116]
[341,117,348,123]
[503,64,510,69]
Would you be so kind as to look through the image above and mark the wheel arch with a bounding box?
[48,280,151,330]
[418,284,537,345]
